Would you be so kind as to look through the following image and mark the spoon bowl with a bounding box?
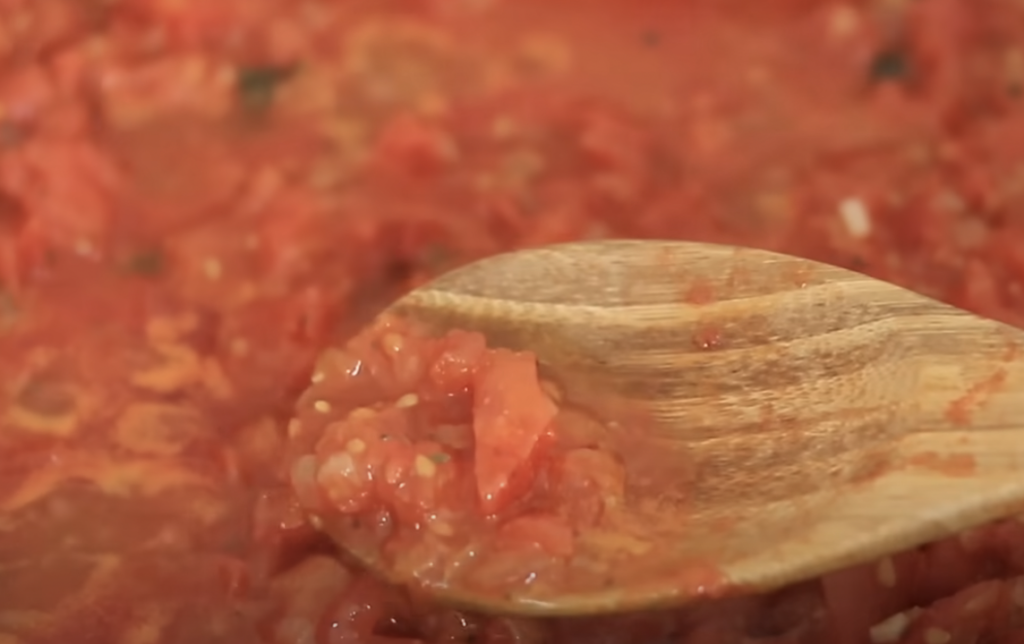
[310,239,1024,616]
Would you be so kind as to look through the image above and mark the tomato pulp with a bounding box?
[4,1,1024,643]
[291,317,715,606]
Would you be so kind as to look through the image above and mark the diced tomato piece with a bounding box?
[471,349,557,514]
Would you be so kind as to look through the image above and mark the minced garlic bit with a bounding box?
[414,454,437,478]
[347,407,376,421]
[429,520,454,536]
[869,611,914,644]
[839,197,872,239]
[320,452,356,479]
[313,400,332,413]
[346,438,366,454]
[395,393,419,409]
[876,556,897,588]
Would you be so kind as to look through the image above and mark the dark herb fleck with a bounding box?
[125,248,165,277]
[429,452,451,464]
[869,47,911,81]
[236,65,297,115]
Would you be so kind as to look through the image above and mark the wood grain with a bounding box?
[375,239,1024,615]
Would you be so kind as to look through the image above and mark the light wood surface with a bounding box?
[344,240,1024,615]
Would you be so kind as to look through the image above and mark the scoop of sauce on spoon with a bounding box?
[286,240,1024,617]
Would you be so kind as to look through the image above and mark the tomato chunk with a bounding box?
[472,348,557,514]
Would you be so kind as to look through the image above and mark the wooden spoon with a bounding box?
[315,239,1024,616]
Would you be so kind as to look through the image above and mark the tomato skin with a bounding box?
[471,349,557,515]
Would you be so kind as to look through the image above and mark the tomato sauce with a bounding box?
[290,317,717,608]
[4,0,1024,643]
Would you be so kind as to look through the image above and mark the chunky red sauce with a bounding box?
[4,1,1024,643]
[290,317,710,606]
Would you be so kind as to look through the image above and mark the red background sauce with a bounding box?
[2,1,1024,643]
